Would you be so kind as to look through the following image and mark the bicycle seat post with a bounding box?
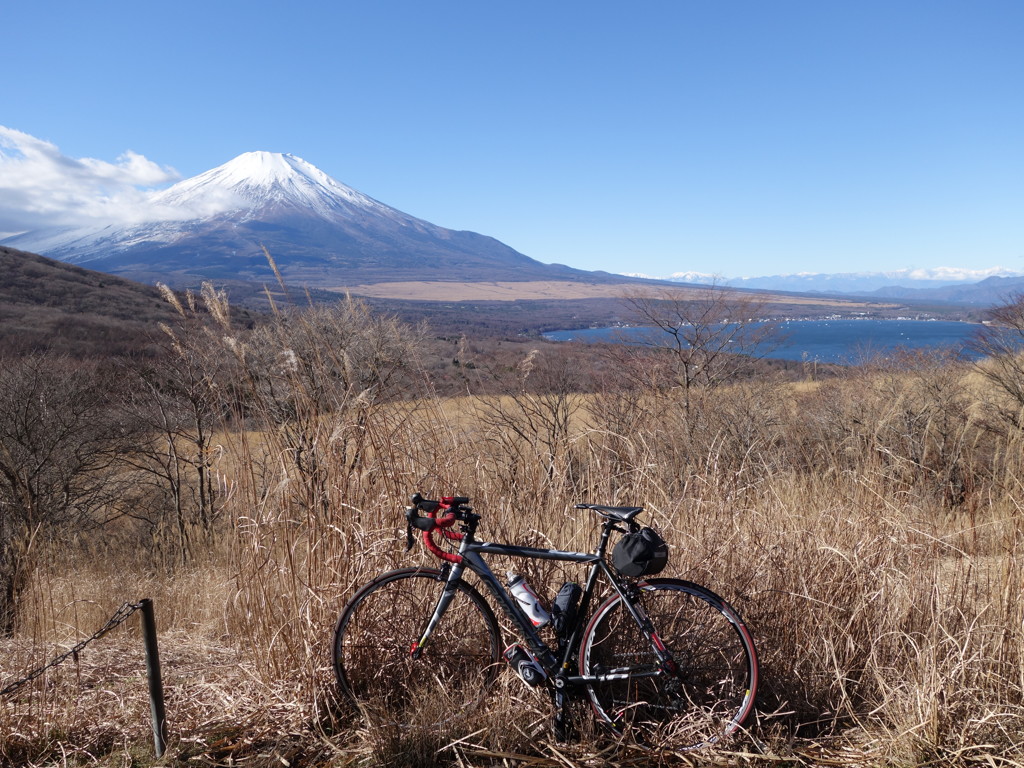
[595,518,617,558]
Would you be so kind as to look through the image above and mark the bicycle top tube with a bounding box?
[404,493,641,567]
[468,540,600,564]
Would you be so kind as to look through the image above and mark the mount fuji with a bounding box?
[1,152,599,288]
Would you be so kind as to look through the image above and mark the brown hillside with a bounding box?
[0,246,228,358]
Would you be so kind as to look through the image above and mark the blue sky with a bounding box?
[2,0,1022,278]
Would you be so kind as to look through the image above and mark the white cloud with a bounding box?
[0,126,181,235]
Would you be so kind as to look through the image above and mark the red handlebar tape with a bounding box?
[422,497,465,563]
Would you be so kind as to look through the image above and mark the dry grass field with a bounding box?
[2,292,1024,767]
[334,279,894,308]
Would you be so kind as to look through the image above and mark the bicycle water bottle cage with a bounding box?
[551,581,583,637]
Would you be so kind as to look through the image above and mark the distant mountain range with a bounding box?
[0,152,618,289]
[627,268,1024,306]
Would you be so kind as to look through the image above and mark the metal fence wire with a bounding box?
[0,601,145,698]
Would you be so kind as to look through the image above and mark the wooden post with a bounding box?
[139,598,167,758]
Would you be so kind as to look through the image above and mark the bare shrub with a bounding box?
[231,297,429,513]
[971,292,1024,432]
[621,284,780,412]
[118,293,235,566]
[791,351,981,508]
[471,347,587,501]
[0,355,132,636]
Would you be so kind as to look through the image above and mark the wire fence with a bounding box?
[0,600,144,698]
[0,598,167,757]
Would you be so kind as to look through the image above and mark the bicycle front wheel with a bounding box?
[580,578,758,750]
[333,567,502,727]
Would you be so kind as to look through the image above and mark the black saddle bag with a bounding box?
[612,527,669,577]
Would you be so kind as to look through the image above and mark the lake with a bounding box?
[542,318,982,364]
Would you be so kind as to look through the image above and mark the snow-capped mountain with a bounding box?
[1,152,594,287]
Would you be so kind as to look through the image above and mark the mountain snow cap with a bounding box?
[150,151,395,221]
[206,151,337,189]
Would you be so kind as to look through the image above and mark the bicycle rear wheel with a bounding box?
[333,567,502,727]
[580,578,758,750]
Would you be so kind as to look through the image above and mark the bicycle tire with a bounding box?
[579,578,758,750]
[333,567,502,727]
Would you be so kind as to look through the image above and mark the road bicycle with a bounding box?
[332,494,759,750]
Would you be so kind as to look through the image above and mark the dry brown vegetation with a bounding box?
[0,246,260,358]
[2,288,1024,767]
[337,279,892,308]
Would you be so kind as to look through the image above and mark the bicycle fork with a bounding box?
[408,563,460,658]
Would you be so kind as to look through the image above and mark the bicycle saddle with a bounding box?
[575,504,644,523]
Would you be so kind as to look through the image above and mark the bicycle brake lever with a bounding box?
[405,505,436,532]
[404,506,419,551]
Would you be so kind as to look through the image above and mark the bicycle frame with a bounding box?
[416,516,674,691]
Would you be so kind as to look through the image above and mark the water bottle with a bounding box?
[507,572,551,628]
[503,643,547,686]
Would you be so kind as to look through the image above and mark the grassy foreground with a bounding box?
[2,295,1024,767]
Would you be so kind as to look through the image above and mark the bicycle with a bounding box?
[332,494,759,750]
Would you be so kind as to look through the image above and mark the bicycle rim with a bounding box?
[580,578,758,750]
[333,567,502,727]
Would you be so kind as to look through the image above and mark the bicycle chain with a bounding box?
[0,601,144,698]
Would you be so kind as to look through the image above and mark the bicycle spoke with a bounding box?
[333,569,501,727]
[580,580,758,750]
